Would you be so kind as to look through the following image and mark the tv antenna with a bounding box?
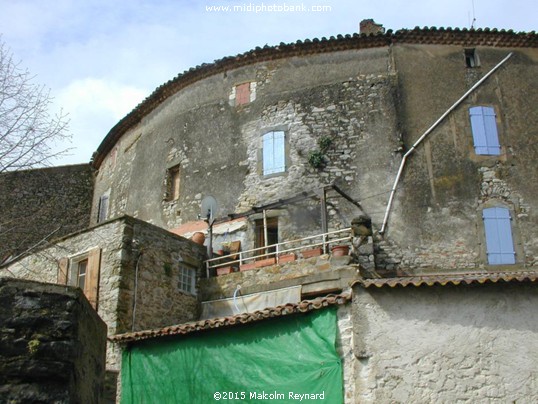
[200,196,219,261]
[469,0,477,29]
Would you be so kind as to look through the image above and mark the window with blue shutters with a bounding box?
[469,106,501,155]
[483,207,516,265]
[262,131,286,175]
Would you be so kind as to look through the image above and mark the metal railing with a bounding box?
[205,227,352,276]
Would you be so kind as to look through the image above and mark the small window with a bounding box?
[77,259,88,290]
[465,48,479,68]
[483,207,516,265]
[97,195,109,223]
[66,247,101,309]
[166,165,181,201]
[178,266,196,294]
[231,82,256,107]
[235,83,251,106]
[262,131,286,175]
[469,106,501,155]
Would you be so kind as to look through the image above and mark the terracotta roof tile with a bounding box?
[110,292,351,344]
[92,27,538,169]
[353,271,538,288]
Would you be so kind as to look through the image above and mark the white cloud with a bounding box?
[55,78,147,164]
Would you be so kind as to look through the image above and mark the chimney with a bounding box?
[359,19,385,35]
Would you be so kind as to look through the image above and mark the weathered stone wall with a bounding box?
[386,46,538,273]
[0,164,93,263]
[352,283,538,403]
[336,303,355,404]
[1,216,205,372]
[118,219,206,332]
[199,255,356,301]
[0,277,106,404]
[91,48,399,250]
[91,41,538,275]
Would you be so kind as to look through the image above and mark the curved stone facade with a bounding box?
[91,28,538,274]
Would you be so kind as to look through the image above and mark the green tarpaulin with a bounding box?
[121,307,343,403]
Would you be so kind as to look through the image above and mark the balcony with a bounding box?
[205,228,353,277]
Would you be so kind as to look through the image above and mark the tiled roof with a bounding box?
[92,27,538,168]
[110,292,351,344]
[353,271,538,288]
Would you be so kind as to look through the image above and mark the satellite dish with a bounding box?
[201,196,218,222]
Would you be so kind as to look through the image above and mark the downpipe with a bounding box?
[380,52,513,235]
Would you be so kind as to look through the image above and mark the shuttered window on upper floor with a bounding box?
[469,106,501,155]
[262,131,286,175]
[483,207,516,265]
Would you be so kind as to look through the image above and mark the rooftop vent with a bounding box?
[359,19,385,35]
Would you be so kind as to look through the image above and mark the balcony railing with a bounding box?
[205,227,352,276]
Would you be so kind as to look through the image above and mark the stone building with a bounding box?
[3,22,538,403]
[0,164,93,264]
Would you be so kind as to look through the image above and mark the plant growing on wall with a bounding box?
[308,135,333,169]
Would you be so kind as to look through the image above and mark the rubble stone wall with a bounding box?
[0,164,93,263]
[0,278,106,404]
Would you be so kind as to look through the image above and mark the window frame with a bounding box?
[254,217,279,258]
[165,164,181,201]
[64,247,102,309]
[178,266,196,295]
[97,194,109,223]
[469,106,501,156]
[261,130,287,176]
[464,48,480,68]
[482,206,517,266]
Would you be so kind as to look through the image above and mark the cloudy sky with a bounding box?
[0,0,535,166]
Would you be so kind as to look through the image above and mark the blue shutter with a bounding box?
[483,207,516,265]
[262,132,274,175]
[469,106,500,155]
[262,131,285,175]
[272,131,285,173]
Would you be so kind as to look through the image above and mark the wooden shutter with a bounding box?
[235,82,250,106]
[273,131,285,173]
[57,257,69,285]
[262,131,286,175]
[470,106,500,155]
[97,195,109,223]
[483,207,516,265]
[84,247,101,310]
[262,132,274,175]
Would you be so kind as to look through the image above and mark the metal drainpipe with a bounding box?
[380,52,513,235]
[131,252,143,332]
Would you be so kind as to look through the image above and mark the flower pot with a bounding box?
[331,245,349,257]
[191,232,205,245]
[217,266,234,276]
[278,253,296,264]
[301,248,323,259]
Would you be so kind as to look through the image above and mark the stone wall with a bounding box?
[120,219,206,332]
[352,282,538,403]
[0,277,106,403]
[336,303,355,404]
[385,46,538,273]
[91,48,398,250]
[0,164,93,264]
[90,42,538,276]
[1,216,206,373]
[199,254,356,301]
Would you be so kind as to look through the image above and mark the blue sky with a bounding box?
[0,0,535,166]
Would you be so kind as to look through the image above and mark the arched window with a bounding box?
[469,106,500,155]
[262,131,286,175]
[482,207,515,265]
